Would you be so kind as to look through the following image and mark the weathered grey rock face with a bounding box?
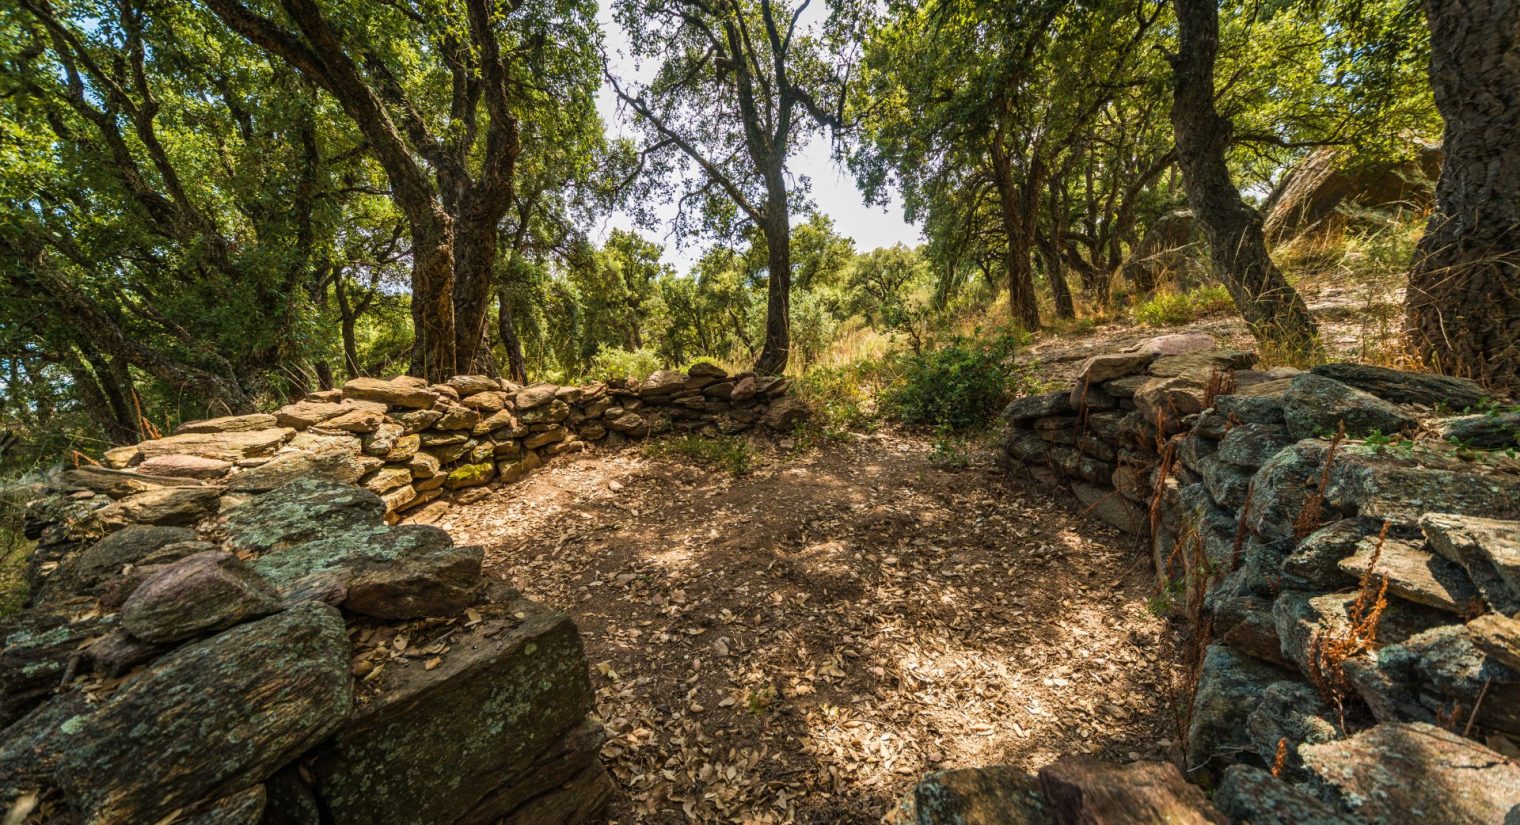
[1280,517,1383,590]
[51,602,351,824]
[120,551,282,643]
[1323,447,1520,525]
[1346,625,1520,736]
[308,592,594,825]
[1272,590,1447,676]
[1071,481,1146,535]
[251,523,481,619]
[1299,723,1520,825]
[1421,512,1520,613]
[886,765,1054,825]
[1282,373,1418,440]
[222,479,387,555]
[60,524,196,595]
[1212,766,1355,825]
[1243,681,1338,783]
[1213,391,1288,426]
[1037,757,1225,825]
[1309,362,1487,409]
[0,602,111,726]
[1217,423,1294,469]
[225,447,370,493]
[1002,391,1074,423]
[1187,644,1295,778]
[97,486,221,527]
[1435,410,1520,448]
[1337,534,1479,614]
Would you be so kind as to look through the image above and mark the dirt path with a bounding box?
[440,433,1182,824]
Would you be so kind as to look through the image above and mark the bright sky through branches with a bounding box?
[592,2,922,272]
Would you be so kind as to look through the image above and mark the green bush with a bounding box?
[1134,285,1234,327]
[590,346,664,382]
[884,332,1026,431]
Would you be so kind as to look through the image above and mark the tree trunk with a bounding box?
[409,222,457,381]
[1406,0,1520,390]
[497,287,528,384]
[990,142,1041,330]
[1044,182,1076,319]
[453,198,504,376]
[754,191,792,375]
[1170,0,1318,361]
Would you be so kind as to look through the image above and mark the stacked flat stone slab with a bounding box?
[2,478,611,824]
[1001,333,1262,538]
[87,365,794,526]
[996,351,1520,822]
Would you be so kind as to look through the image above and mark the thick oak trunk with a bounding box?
[991,143,1042,330]
[453,196,507,376]
[1406,0,1520,390]
[408,223,457,382]
[1170,0,1318,360]
[754,203,792,375]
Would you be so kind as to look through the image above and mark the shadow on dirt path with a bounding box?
[440,431,1185,824]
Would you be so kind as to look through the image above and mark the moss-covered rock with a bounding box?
[51,603,351,824]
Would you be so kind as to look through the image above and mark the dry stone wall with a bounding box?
[995,335,1520,823]
[0,365,799,824]
[91,365,799,526]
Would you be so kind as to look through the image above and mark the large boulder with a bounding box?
[1282,373,1418,440]
[1344,625,1520,737]
[49,603,351,824]
[306,589,607,825]
[120,551,283,643]
[1298,723,1520,825]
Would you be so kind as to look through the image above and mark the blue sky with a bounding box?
[591,3,922,272]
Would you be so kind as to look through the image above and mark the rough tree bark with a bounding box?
[1406,0,1520,390]
[990,129,1043,330]
[1169,0,1318,360]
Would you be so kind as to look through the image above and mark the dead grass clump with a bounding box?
[1307,521,1391,711]
[1203,367,1237,408]
[1294,421,1346,539]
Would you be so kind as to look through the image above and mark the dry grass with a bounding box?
[1306,521,1391,713]
[1294,422,1346,539]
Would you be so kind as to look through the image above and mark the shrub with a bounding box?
[793,358,896,436]
[590,346,663,382]
[884,332,1027,432]
[1134,285,1234,327]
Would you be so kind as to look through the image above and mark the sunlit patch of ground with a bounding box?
[441,433,1183,824]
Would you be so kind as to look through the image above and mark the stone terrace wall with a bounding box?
[91,365,800,526]
[3,476,613,824]
[0,365,800,823]
[1000,336,1520,822]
